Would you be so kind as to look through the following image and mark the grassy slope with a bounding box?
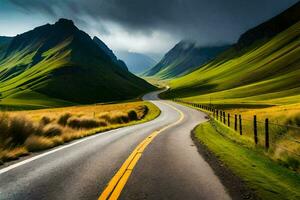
[0,39,76,109]
[149,53,198,79]
[165,22,300,106]
[194,121,300,200]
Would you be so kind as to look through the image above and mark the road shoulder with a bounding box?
[191,127,258,200]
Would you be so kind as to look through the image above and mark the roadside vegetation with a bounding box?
[224,103,300,127]
[0,101,160,164]
[193,120,300,200]
[177,101,300,172]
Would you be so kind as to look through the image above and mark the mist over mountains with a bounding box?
[115,51,157,74]
[144,40,230,79]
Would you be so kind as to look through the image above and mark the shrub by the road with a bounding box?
[0,103,157,164]
[67,117,107,129]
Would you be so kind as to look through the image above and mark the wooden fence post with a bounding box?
[239,115,242,135]
[216,110,219,119]
[234,114,237,131]
[254,115,258,145]
[265,118,269,149]
[220,111,223,122]
[228,113,230,127]
[223,112,226,124]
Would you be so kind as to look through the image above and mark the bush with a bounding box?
[8,116,42,146]
[0,114,45,148]
[109,112,129,124]
[0,113,10,144]
[40,116,52,126]
[58,113,72,126]
[43,124,63,137]
[24,135,54,152]
[128,110,138,120]
[67,117,107,129]
[142,106,149,118]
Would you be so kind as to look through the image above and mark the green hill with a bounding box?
[0,19,155,109]
[144,40,229,79]
[164,2,300,106]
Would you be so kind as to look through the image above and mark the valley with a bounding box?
[0,1,299,200]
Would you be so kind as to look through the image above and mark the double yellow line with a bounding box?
[98,102,184,200]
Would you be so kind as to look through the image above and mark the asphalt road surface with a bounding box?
[0,91,230,200]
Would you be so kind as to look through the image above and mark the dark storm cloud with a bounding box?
[9,0,299,45]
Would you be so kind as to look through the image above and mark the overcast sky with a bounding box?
[0,0,298,55]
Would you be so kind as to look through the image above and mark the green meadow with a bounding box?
[164,22,300,106]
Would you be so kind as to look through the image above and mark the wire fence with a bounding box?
[173,99,300,159]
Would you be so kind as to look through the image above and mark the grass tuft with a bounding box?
[58,113,72,126]
[40,116,52,126]
[42,124,63,137]
[108,112,130,124]
[67,117,107,129]
[24,135,56,152]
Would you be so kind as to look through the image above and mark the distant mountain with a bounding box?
[144,40,229,79]
[115,51,157,74]
[93,36,128,72]
[164,2,300,105]
[0,19,155,108]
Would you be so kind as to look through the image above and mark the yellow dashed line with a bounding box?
[98,102,184,200]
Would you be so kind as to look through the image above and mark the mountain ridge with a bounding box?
[115,51,157,74]
[0,18,155,108]
[92,36,128,72]
[237,1,300,49]
[144,40,229,79]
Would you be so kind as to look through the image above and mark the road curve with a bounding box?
[0,90,230,200]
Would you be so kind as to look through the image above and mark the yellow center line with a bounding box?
[98,101,184,200]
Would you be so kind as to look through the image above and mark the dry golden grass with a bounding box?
[179,101,300,170]
[225,103,300,125]
[0,101,160,164]
[219,104,300,170]
[0,147,29,164]
[9,101,148,122]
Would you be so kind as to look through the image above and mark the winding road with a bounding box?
[0,90,230,200]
